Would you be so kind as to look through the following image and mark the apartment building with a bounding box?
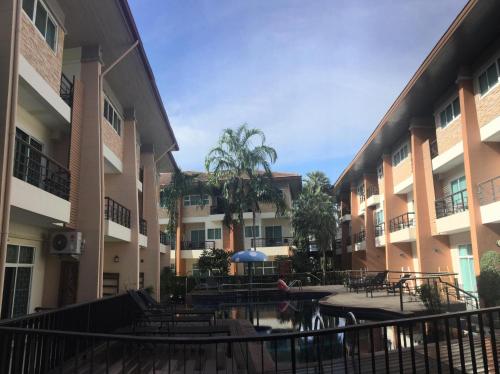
[333,0,500,295]
[0,0,177,318]
[159,172,301,276]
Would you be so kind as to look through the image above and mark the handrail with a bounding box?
[478,175,500,206]
[435,189,468,218]
[288,279,303,290]
[374,222,385,237]
[306,272,323,285]
[366,185,379,198]
[352,230,366,243]
[314,315,325,330]
[104,197,131,228]
[389,212,415,232]
[181,240,216,250]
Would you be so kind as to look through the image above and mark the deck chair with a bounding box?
[386,274,412,295]
[364,271,390,297]
[349,271,387,293]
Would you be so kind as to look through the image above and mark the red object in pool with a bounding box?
[277,279,289,291]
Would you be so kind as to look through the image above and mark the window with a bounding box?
[357,183,365,197]
[439,98,460,128]
[104,97,122,135]
[183,195,209,207]
[14,128,44,188]
[450,176,468,211]
[478,61,500,95]
[265,226,282,246]
[22,0,57,51]
[377,164,384,179]
[244,261,277,276]
[392,143,409,166]
[245,226,260,238]
[374,210,384,225]
[207,228,221,240]
[102,273,119,297]
[190,230,205,245]
[1,245,35,319]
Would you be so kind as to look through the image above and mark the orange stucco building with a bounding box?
[0,0,178,318]
[334,0,500,294]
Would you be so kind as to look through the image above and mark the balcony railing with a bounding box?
[352,230,366,243]
[435,189,468,218]
[60,73,74,107]
[359,194,366,202]
[251,237,293,248]
[341,204,351,216]
[14,136,70,200]
[389,212,415,232]
[139,218,147,236]
[375,222,385,237]
[209,205,225,215]
[366,185,379,198]
[104,197,131,228]
[430,139,439,158]
[181,241,215,250]
[478,176,500,206]
[160,231,168,245]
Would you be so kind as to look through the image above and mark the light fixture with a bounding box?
[113,255,120,263]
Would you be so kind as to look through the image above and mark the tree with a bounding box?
[205,124,286,256]
[291,171,338,279]
[197,248,231,275]
[477,251,500,306]
[159,170,209,243]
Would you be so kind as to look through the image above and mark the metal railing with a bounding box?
[375,222,385,237]
[104,197,131,228]
[209,205,225,214]
[478,175,500,206]
[160,231,168,245]
[389,212,415,232]
[367,185,379,198]
[181,240,215,250]
[0,291,498,374]
[430,138,439,158]
[359,193,366,202]
[59,73,74,107]
[341,204,351,216]
[435,189,468,218]
[251,237,293,247]
[14,136,70,200]
[139,218,148,236]
[352,230,366,243]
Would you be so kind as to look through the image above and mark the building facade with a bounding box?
[0,0,177,318]
[334,0,500,295]
[159,172,301,276]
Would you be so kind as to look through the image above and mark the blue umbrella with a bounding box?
[231,250,267,263]
[231,250,267,287]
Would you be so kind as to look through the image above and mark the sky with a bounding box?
[129,0,468,183]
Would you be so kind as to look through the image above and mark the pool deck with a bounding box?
[290,285,428,317]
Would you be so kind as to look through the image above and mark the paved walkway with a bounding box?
[290,285,427,316]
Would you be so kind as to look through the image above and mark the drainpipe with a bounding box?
[0,0,21,308]
[96,40,138,296]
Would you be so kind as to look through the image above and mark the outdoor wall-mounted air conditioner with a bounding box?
[50,231,83,256]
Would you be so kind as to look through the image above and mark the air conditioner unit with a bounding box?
[50,231,83,255]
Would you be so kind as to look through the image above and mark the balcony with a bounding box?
[352,230,366,251]
[366,186,380,207]
[375,223,386,247]
[358,194,366,214]
[104,197,131,242]
[180,241,215,259]
[435,190,469,235]
[389,213,416,243]
[59,73,74,107]
[139,218,148,248]
[251,237,293,256]
[210,205,225,215]
[432,141,464,174]
[10,136,71,225]
[479,176,500,224]
[480,115,500,142]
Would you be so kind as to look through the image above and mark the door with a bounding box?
[1,245,34,319]
[58,261,79,306]
[450,176,467,212]
[15,128,43,187]
[191,230,205,249]
[458,244,477,293]
[265,226,282,246]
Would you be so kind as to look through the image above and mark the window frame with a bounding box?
[244,225,260,238]
[183,194,209,207]
[392,143,409,167]
[103,96,122,136]
[438,97,461,128]
[478,59,500,97]
[22,0,58,52]
[207,228,221,240]
[377,164,384,179]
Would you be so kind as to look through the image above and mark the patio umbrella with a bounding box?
[231,250,267,286]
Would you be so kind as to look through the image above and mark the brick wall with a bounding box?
[102,119,123,161]
[475,84,500,127]
[392,156,412,187]
[435,116,462,154]
[19,12,64,93]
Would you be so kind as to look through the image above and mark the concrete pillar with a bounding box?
[103,112,140,291]
[175,199,185,275]
[141,146,161,300]
[76,46,104,302]
[410,124,452,273]
[458,74,500,272]
[0,0,18,310]
[382,153,414,271]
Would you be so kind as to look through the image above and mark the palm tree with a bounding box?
[205,124,286,260]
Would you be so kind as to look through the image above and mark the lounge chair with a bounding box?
[386,273,412,295]
[349,271,388,293]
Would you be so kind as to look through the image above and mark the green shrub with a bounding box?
[478,251,500,307]
[418,283,443,313]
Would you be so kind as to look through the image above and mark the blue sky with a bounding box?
[129,0,467,182]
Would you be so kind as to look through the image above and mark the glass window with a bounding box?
[452,98,460,117]
[377,164,383,179]
[440,111,447,127]
[392,143,408,166]
[207,228,221,240]
[479,62,499,95]
[439,98,461,128]
[245,226,260,238]
[45,17,56,50]
[34,3,47,36]
[6,245,18,264]
[22,0,35,18]
[479,72,489,95]
[103,97,121,135]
